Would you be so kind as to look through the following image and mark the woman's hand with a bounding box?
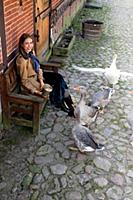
[34,90,42,95]
[40,80,45,90]
[34,89,49,99]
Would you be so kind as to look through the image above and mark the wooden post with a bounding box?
[1,74,11,128]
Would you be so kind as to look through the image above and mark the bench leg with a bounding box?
[1,97,11,129]
[33,103,40,134]
[2,113,11,129]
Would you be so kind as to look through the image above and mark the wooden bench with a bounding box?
[1,62,59,134]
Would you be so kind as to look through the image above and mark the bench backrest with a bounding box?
[4,63,18,94]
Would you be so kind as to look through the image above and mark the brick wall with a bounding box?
[3,0,34,57]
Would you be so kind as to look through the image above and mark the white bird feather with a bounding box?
[72,61,133,81]
[72,64,105,74]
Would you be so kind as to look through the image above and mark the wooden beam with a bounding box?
[0,0,7,70]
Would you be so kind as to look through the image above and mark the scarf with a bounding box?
[28,52,40,73]
[20,49,40,73]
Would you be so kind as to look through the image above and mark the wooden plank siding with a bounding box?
[35,14,50,57]
[34,0,50,60]
[35,0,49,16]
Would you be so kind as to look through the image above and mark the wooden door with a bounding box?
[35,0,49,14]
[34,0,50,60]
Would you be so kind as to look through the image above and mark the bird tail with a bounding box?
[84,143,105,152]
[96,143,105,151]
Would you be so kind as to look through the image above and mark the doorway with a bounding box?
[34,0,51,61]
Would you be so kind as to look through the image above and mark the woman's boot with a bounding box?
[63,96,75,117]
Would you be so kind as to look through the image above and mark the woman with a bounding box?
[16,33,74,116]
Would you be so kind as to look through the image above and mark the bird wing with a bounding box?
[72,65,105,73]
[85,106,98,118]
[72,64,120,85]
[104,68,120,84]
[91,91,104,106]
[120,71,133,78]
[72,125,98,149]
[102,89,111,99]
[91,89,112,107]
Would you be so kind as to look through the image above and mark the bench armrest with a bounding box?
[40,62,59,73]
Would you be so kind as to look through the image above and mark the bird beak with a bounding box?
[128,90,133,94]
[73,85,80,91]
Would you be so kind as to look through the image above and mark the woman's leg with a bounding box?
[43,71,67,105]
[43,71,74,116]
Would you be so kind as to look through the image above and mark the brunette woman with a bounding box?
[16,33,74,116]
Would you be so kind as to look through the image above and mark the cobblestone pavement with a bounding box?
[1,0,133,199]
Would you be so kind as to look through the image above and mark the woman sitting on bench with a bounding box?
[16,33,74,116]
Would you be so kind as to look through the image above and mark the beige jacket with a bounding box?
[16,54,43,94]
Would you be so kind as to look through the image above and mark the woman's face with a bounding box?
[22,37,33,53]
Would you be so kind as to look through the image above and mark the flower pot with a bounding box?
[52,34,75,57]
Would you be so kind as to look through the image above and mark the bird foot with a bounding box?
[130,141,133,147]
[128,90,133,95]
[99,109,104,114]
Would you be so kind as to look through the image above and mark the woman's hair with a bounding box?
[18,33,32,58]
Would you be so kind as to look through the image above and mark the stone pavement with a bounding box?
[1,0,133,199]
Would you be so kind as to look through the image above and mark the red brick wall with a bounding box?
[3,0,34,57]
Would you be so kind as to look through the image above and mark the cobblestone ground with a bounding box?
[1,0,133,199]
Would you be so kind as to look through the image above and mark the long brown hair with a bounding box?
[18,33,33,58]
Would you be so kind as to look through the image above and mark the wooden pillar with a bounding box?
[0,0,7,71]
